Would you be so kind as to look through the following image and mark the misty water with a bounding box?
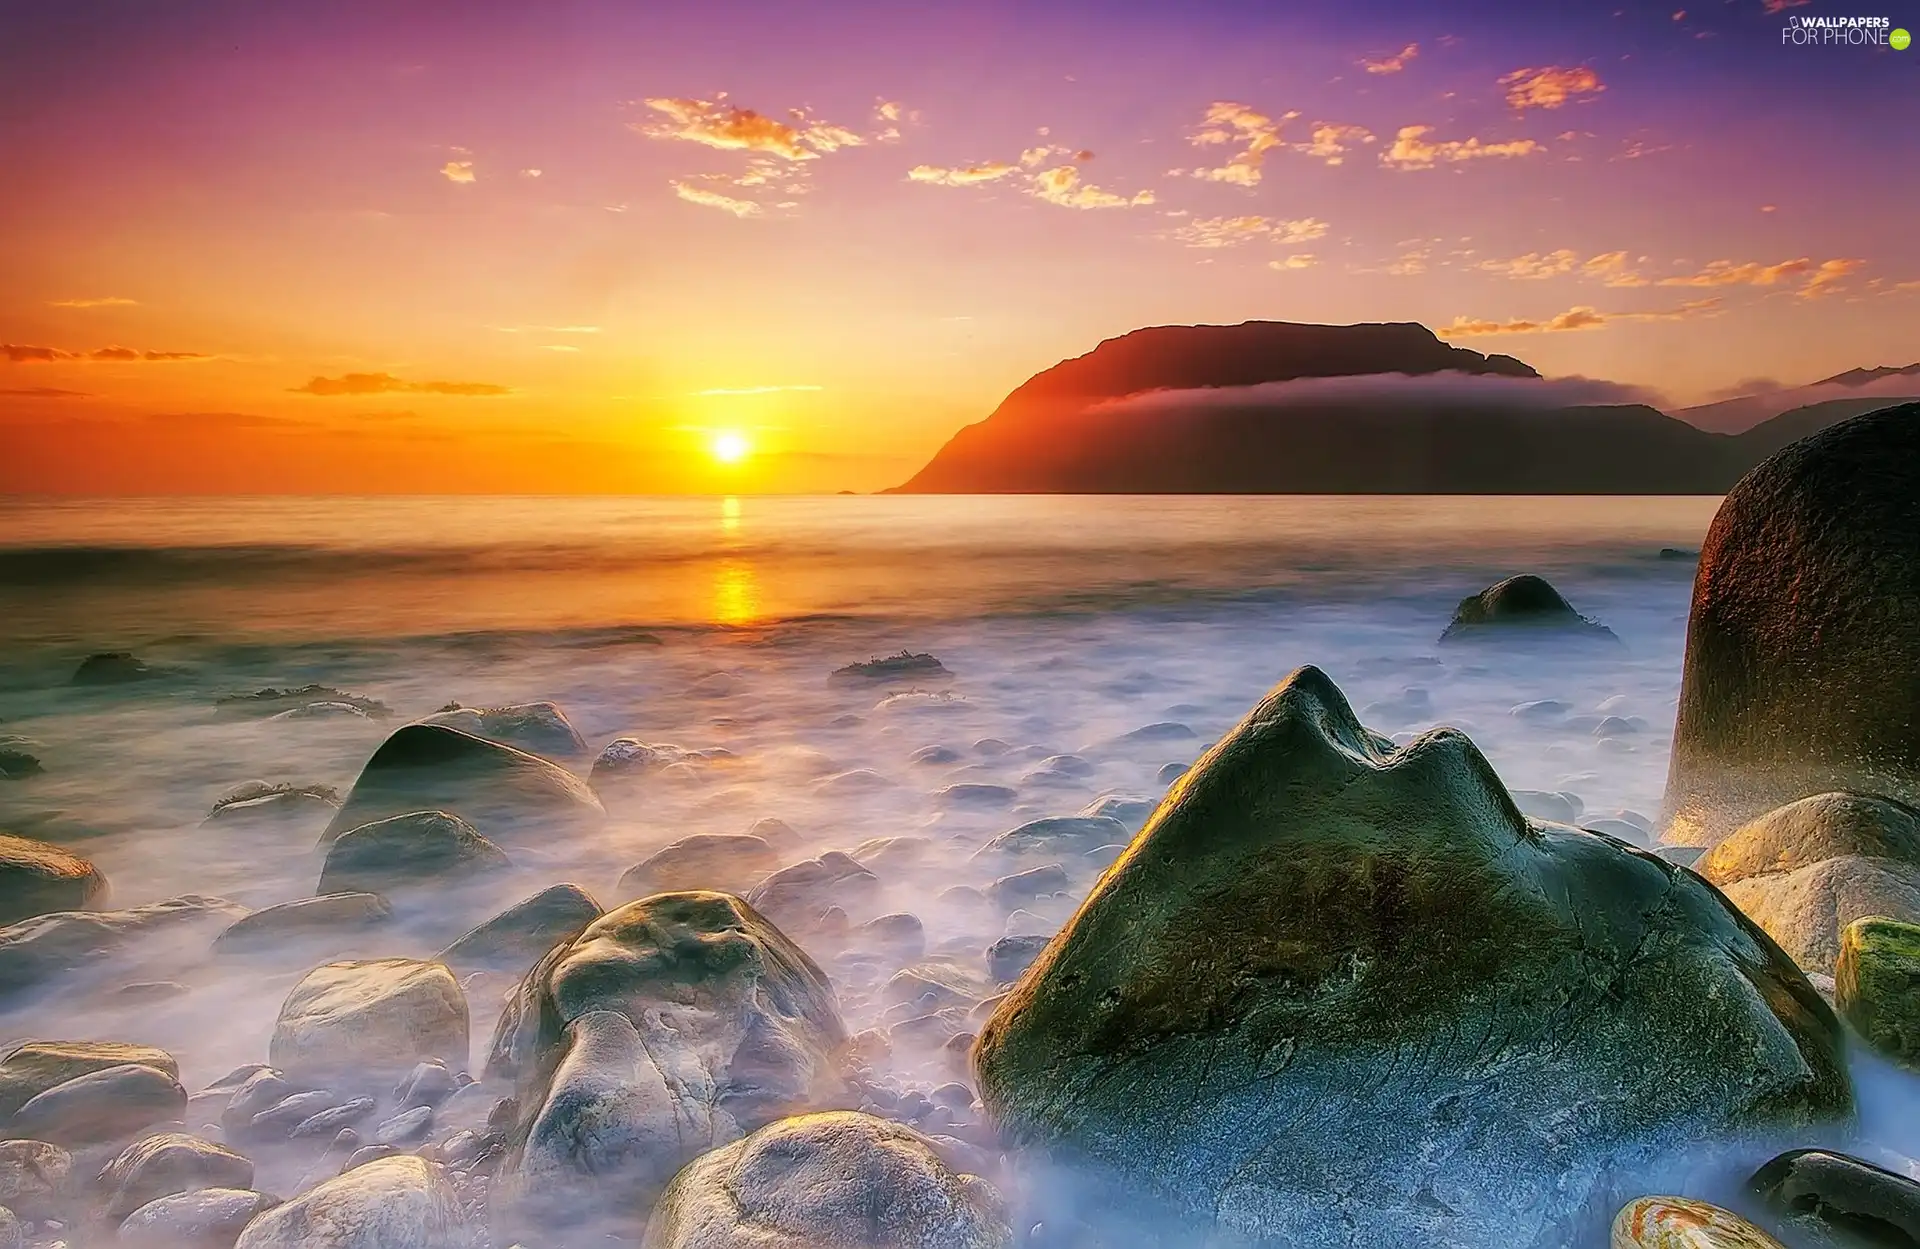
[2,494,1916,1244]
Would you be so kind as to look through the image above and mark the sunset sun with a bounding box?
[711,431,751,464]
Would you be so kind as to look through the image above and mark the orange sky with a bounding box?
[2,1,1915,493]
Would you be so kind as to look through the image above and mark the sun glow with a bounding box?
[711,431,751,464]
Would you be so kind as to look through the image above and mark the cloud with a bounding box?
[637,96,862,162]
[1498,66,1606,112]
[694,384,824,396]
[1797,258,1865,300]
[289,372,511,396]
[48,297,137,309]
[907,162,1019,186]
[671,180,761,217]
[4,343,209,363]
[1362,43,1419,74]
[0,387,90,398]
[1581,251,1650,287]
[1029,165,1154,209]
[876,100,902,122]
[520,168,542,178]
[1189,101,1297,186]
[1479,249,1581,279]
[1658,257,1812,287]
[1270,254,1318,270]
[1380,125,1542,169]
[1098,371,1666,415]
[1436,298,1721,337]
[1295,123,1375,165]
[441,160,476,184]
[1170,215,1329,248]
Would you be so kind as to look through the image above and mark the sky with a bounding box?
[1,0,1915,494]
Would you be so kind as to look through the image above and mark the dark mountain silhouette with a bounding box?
[1814,362,1920,387]
[892,321,1908,494]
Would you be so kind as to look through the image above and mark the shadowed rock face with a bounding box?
[321,724,603,848]
[1665,404,1920,845]
[0,833,109,925]
[1438,574,1619,644]
[973,666,1851,1249]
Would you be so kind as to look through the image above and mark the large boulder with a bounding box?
[0,896,247,1002]
[487,892,848,1217]
[1717,856,1920,975]
[0,834,108,925]
[316,811,510,896]
[744,853,880,933]
[118,1188,281,1249]
[7,1063,186,1146]
[973,666,1851,1249]
[617,834,781,901]
[420,701,587,760]
[641,1112,1010,1249]
[97,1132,253,1222]
[0,1041,178,1121]
[436,883,602,975]
[1698,793,1920,886]
[320,724,602,849]
[1438,574,1617,645]
[269,959,468,1086]
[233,1155,471,1249]
[1665,405,1920,844]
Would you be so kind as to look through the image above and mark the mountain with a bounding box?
[1677,361,1920,433]
[1813,362,1920,387]
[892,321,1907,495]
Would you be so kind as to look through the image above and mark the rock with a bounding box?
[0,1041,178,1121]
[934,783,1018,811]
[859,913,926,961]
[1719,856,1920,974]
[975,817,1126,863]
[204,783,340,827]
[1750,1147,1920,1248]
[909,744,963,766]
[117,1188,280,1249]
[290,1099,376,1139]
[98,1132,253,1222]
[745,853,881,932]
[1439,575,1618,644]
[217,686,389,719]
[0,834,108,926]
[269,960,469,1086]
[830,652,953,687]
[0,740,42,781]
[487,892,847,1215]
[884,960,993,1012]
[1512,789,1584,824]
[1078,794,1157,832]
[1836,916,1920,1068]
[371,1106,431,1146]
[1700,794,1920,886]
[641,1111,1010,1249]
[1666,407,1920,843]
[618,834,781,901]
[434,882,601,978]
[321,724,603,849]
[316,811,509,898]
[232,1155,471,1249]
[973,738,1010,757]
[851,837,933,874]
[0,1139,71,1218]
[212,894,392,956]
[1511,699,1571,723]
[588,739,691,786]
[974,665,1852,1248]
[392,1062,457,1110]
[343,1145,401,1172]
[1156,762,1190,785]
[248,1092,340,1138]
[988,864,1069,911]
[1122,721,1197,743]
[0,1208,19,1249]
[1611,1196,1786,1247]
[219,1069,295,1138]
[0,896,247,1002]
[71,653,169,686]
[9,1064,186,1147]
[421,701,587,760]
[986,935,1049,984]
[744,817,800,848]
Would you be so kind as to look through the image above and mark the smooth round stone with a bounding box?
[1611,1196,1787,1248]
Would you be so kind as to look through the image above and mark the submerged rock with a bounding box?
[212,894,393,957]
[642,1111,1010,1249]
[204,782,341,827]
[618,834,781,901]
[0,896,246,1001]
[1718,856,1920,975]
[0,1139,72,1219]
[0,833,108,925]
[9,1062,186,1146]
[233,1155,470,1249]
[216,686,390,719]
[1836,917,1920,1068]
[974,666,1851,1249]
[321,724,602,849]
[269,959,468,1086]
[71,653,171,686]
[435,883,602,975]
[421,701,587,760]
[830,651,953,687]
[1665,405,1920,843]
[745,852,880,933]
[0,1040,178,1121]
[487,892,847,1217]
[0,740,42,780]
[1750,1148,1920,1249]
[1438,575,1618,644]
[316,810,510,896]
[1611,1196,1786,1248]
[118,1187,280,1249]
[97,1131,254,1222]
[975,816,1126,863]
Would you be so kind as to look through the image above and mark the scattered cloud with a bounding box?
[1581,251,1650,287]
[1362,43,1419,74]
[520,168,542,178]
[1295,123,1376,165]
[1170,215,1329,248]
[289,372,511,396]
[1436,297,1721,337]
[541,345,580,352]
[1478,249,1580,279]
[0,387,90,398]
[47,297,137,309]
[1798,258,1865,299]
[1657,257,1814,287]
[1498,66,1605,112]
[1189,101,1297,186]
[440,160,476,184]
[1380,125,1542,169]
[1613,139,1676,161]
[876,100,902,122]
[637,96,863,162]
[1031,165,1154,209]
[1270,254,1318,270]
[907,162,1019,186]
[1386,249,1431,276]
[671,180,761,217]
[4,344,209,364]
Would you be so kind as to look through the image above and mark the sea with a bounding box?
[0,494,1914,1236]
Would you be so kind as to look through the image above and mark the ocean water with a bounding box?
[2,494,1911,1240]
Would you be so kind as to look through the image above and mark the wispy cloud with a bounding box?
[4,343,209,363]
[440,160,476,184]
[1657,257,1814,287]
[1030,165,1154,209]
[1380,125,1542,169]
[910,155,1152,209]
[1188,102,1296,186]
[519,168,542,178]
[0,386,90,398]
[1498,66,1605,112]
[638,96,863,162]
[1269,254,1318,270]
[47,297,138,309]
[289,372,511,396]
[1295,123,1375,166]
[1581,251,1650,287]
[1436,297,1721,337]
[1478,249,1581,279]
[1362,43,1419,74]
[1798,258,1865,299]
[672,180,761,217]
[1170,215,1329,248]
[907,162,1019,186]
